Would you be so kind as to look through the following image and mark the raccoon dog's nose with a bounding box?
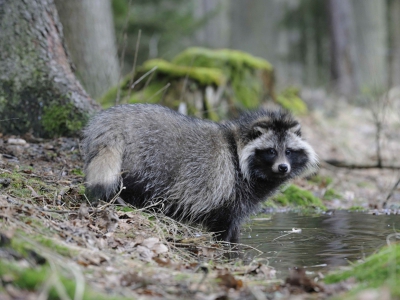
[278,164,288,173]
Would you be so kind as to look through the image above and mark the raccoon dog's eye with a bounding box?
[285,149,291,155]
[267,148,277,156]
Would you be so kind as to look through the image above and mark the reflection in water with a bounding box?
[241,211,400,276]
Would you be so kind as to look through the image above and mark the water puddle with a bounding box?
[241,211,400,276]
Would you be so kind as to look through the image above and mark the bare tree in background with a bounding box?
[55,0,120,98]
[327,0,359,96]
[194,0,230,48]
[0,0,100,137]
[388,0,400,87]
[352,0,387,90]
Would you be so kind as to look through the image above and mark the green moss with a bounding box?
[0,77,88,138]
[0,170,57,199]
[0,260,128,300]
[77,184,86,196]
[325,243,400,296]
[42,102,88,137]
[8,229,75,259]
[71,168,84,176]
[173,47,272,72]
[33,236,73,257]
[348,206,368,212]
[173,47,274,110]
[262,199,278,209]
[272,184,325,209]
[142,59,226,86]
[99,59,226,108]
[276,87,308,115]
[0,232,127,299]
[116,206,135,213]
[323,188,342,200]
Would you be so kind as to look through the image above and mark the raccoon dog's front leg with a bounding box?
[209,221,240,243]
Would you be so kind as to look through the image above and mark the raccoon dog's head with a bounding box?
[238,110,318,181]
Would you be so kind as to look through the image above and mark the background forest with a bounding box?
[52,0,400,99]
[88,0,400,97]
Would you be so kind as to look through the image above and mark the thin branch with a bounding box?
[382,176,400,208]
[324,159,400,170]
[116,33,128,105]
[127,29,142,100]
[131,66,158,89]
[147,83,171,102]
[140,70,157,102]
[179,56,196,103]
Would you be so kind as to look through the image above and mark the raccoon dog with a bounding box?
[82,104,318,243]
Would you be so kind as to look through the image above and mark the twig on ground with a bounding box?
[324,159,400,170]
[383,176,400,208]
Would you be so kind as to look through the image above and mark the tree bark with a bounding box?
[327,0,359,96]
[194,0,230,48]
[0,0,100,138]
[351,0,387,90]
[388,0,400,87]
[55,0,120,99]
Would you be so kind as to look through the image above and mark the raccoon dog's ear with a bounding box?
[289,123,301,136]
[251,123,270,139]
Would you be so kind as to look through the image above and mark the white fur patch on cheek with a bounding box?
[287,133,319,175]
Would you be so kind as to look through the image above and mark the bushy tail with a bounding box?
[84,141,124,200]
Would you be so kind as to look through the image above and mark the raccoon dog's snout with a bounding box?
[278,164,289,173]
[82,104,318,243]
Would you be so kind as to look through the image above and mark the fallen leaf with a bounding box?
[217,272,243,290]
[285,268,323,293]
[153,257,171,267]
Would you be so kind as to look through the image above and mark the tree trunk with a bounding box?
[388,0,400,87]
[352,0,387,90]
[229,0,310,89]
[0,0,100,138]
[327,0,359,96]
[194,0,230,48]
[55,0,120,99]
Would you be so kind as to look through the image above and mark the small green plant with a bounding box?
[348,206,367,212]
[323,188,342,200]
[325,243,400,296]
[71,168,84,176]
[272,184,325,209]
[276,87,307,115]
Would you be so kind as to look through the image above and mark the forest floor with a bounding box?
[0,98,399,299]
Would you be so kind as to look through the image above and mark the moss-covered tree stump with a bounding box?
[100,47,275,121]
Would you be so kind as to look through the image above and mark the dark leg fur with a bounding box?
[212,224,240,243]
[206,209,241,243]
